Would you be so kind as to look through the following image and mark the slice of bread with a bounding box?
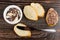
[23,5,38,21]
[14,23,31,37]
[31,3,45,17]
[46,8,58,26]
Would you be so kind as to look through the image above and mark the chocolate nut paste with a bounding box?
[6,8,20,21]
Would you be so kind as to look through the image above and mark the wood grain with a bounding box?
[0,0,60,40]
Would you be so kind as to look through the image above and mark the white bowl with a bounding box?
[3,5,23,24]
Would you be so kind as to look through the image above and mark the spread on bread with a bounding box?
[46,8,58,26]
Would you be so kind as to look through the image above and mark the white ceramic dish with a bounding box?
[3,5,23,24]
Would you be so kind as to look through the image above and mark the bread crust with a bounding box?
[14,23,31,37]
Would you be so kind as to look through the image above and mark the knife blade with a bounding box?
[41,29,56,32]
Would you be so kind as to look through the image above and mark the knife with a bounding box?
[37,29,60,33]
[40,29,56,32]
[29,27,60,32]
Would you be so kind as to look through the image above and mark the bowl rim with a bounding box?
[3,5,23,24]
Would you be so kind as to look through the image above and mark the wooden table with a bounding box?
[0,0,60,40]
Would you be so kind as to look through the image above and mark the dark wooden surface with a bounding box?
[0,0,60,40]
